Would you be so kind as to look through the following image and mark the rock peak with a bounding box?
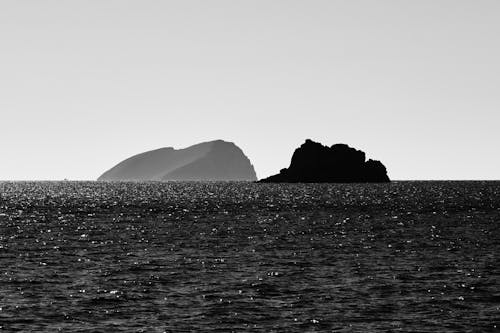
[259,139,390,183]
[98,140,257,181]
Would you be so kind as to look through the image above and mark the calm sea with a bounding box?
[0,181,498,332]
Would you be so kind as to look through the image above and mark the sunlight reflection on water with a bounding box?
[0,181,498,332]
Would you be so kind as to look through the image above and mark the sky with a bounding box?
[0,0,499,180]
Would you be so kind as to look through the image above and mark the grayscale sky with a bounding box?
[0,0,499,180]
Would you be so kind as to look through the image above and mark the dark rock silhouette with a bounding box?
[259,139,390,183]
[98,140,257,181]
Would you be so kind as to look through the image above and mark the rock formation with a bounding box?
[259,139,390,183]
[98,140,257,181]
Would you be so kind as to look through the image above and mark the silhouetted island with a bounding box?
[98,140,257,181]
[259,139,390,183]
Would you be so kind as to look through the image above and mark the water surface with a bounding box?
[0,181,498,332]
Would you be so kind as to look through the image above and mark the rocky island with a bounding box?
[259,139,390,183]
[98,140,257,181]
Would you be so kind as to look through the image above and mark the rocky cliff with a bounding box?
[259,139,389,183]
[98,140,257,181]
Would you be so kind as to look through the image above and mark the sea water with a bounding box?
[0,181,498,332]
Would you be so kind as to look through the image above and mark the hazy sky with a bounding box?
[1,0,499,180]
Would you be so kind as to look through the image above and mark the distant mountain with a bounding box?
[259,139,390,183]
[98,140,257,181]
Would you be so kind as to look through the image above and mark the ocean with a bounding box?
[0,181,498,332]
